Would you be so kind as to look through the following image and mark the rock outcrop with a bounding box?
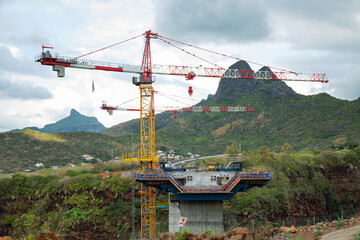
[214,60,296,101]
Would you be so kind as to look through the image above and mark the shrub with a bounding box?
[177,229,189,240]
[12,213,43,238]
[0,215,15,227]
[65,170,78,177]
[313,230,324,240]
[336,217,343,228]
[353,231,360,240]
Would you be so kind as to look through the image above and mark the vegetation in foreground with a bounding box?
[224,142,360,229]
[0,144,360,239]
[0,161,167,239]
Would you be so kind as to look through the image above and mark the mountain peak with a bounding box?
[214,60,296,101]
[70,109,81,116]
[39,109,106,133]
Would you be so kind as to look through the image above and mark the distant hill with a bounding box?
[41,109,106,133]
[104,60,360,154]
[0,129,131,173]
[13,109,106,133]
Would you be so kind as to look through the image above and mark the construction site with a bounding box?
[35,30,328,239]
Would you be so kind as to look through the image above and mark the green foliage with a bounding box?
[0,174,61,198]
[103,200,131,218]
[336,217,343,228]
[354,147,360,158]
[281,143,293,154]
[224,146,359,229]
[353,231,360,240]
[0,130,130,173]
[12,213,43,238]
[225,142,240,157]
[0,215,15,227]
[1,146,360,239]
[63,208,86,224]
[25,235,35,240]
[107,86,360,156]
[91,162,138,173]
[65,170,78,177]
[313,230,324,240]
[0,172,138,239]
[177,229,189,240]
[284,231,292,240]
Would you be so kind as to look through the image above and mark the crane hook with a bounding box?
[188,86,193,97]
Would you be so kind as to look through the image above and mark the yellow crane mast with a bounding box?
[122,31,158,239]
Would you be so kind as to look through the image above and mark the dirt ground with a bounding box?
[289,218,360,240]
[321,224,360,240]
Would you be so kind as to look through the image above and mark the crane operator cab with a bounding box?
[132,73,155,86]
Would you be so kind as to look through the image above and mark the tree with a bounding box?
[256,146,275,164]
[281,143,293,155]
[225,142,240,157]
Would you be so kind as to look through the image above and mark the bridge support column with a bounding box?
[169,194,224,234]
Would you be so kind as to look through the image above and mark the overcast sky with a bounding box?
[0,0,359,132]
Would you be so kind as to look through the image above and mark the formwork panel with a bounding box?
[169,194,223,234]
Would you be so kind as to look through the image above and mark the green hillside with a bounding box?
[105,61,360,154]
[0,129,131,173]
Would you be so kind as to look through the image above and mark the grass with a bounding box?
[22,129,66,142]
[199,156,228,168]
[0,161,133,179]
[353,231,360,240]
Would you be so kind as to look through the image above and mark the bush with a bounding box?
[177,229,189,240]
[65,170,78,177]
[336,217,343,228]
[0,215,15,227]
[12,213,43,238]
[345,150,358,165]
[104,200,131,219]
[353,231,360,240]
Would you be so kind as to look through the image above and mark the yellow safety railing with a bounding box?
[122,152,158,162]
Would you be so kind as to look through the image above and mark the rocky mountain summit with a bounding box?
[214,60,296,101]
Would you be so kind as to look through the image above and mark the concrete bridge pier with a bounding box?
[169,193,224,234]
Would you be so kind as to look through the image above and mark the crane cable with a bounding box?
[70,31,295,73]
[157,37,225,70]
[115,96,140,108]
[157,92,194,108]
[72,33,146,60]
[157,91,200,102]
[156,34,295,73]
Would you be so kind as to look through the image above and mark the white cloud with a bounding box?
[0,0,359,132]
[154,0,270,44]
[0,76,52,100]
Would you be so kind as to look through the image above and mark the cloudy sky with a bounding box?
[0,0,359,132]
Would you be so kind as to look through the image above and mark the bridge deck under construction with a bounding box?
[133,169,272,201]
